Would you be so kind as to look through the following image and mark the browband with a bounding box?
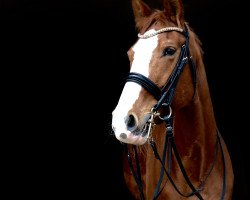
[138,27,184,39]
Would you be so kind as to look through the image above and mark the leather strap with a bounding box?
[127,72,162,100]
[125,145,145,200]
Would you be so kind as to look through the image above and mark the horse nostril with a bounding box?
[125,114,137,131]
[120,133,127,139]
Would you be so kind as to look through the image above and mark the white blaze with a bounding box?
[112,30,158,144]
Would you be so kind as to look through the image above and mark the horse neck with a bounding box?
[172,61,217,179]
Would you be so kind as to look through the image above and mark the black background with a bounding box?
[1,0,249,199]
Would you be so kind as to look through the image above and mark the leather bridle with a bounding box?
[124,24,226,200]
[127,25,196,111]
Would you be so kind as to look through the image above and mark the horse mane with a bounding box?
[187,24,204,69]
[135,10,171,33]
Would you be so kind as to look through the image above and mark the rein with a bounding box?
[124,24,226,200]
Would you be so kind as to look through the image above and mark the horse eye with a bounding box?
[163,47,176,56]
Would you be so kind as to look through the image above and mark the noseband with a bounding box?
[124,24,226,200]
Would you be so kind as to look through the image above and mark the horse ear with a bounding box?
[131,0,152,22]
[162,0,184,26]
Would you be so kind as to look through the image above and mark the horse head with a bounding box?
[112,0,196,145]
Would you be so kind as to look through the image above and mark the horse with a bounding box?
[111,0,234,199]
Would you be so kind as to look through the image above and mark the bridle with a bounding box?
[124,24,226,200]
[127,24,196,141]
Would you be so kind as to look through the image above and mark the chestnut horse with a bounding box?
[112,0,234,199]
